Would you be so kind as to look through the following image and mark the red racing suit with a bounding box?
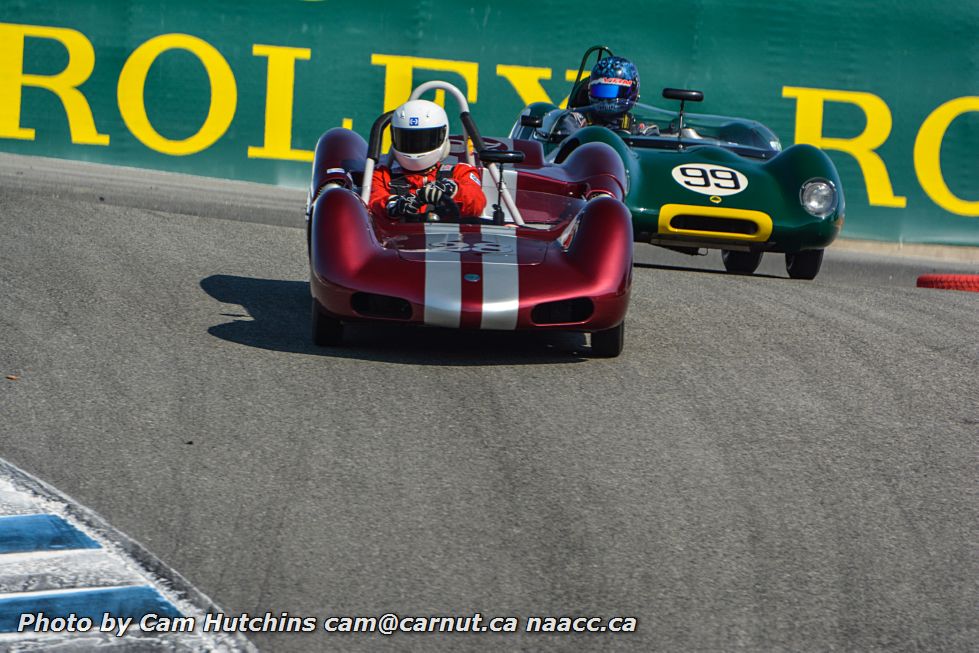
[369,162,486,220]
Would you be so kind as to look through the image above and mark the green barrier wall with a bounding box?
[1,0,976,245]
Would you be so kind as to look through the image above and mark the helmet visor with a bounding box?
[589,78,633,100]
[392,126,447,154]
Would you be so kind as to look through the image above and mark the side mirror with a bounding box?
[520,113,543,128]
[479,149,526,164]
[662,88,704,103]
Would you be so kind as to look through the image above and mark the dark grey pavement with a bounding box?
[1,154,976,651]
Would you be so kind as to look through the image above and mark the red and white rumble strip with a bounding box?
[0,459,254,651]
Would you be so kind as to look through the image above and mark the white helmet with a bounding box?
[391,100,450,172]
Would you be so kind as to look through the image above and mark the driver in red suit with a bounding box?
[368,99,486,220]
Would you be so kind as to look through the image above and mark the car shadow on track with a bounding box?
[633,261,783,279]
[200,275,589,366]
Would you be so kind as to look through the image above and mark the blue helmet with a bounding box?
[587,56,640,119]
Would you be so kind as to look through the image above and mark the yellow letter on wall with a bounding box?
[0,22,108,144]
[370,54,478,151]
[783,86,906,208]
[248,44,313,162]
[496,65,553,105]
[913,96,979,217]
[495,66,581,109]
[118,34,237,156]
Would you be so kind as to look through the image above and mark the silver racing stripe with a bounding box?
[423,224,462,328]
[479,227,520,330]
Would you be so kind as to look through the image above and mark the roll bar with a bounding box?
[359,110,394,204]
[409,81,476,168]
[360,81,524,225]
[570,45,615,91]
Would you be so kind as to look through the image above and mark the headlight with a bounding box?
[800,179,837,218]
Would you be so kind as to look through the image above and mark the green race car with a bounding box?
[509,46,844,279]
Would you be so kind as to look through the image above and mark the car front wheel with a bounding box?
[311,299,343,346]
[785,249,824,280]
[591,322,624,358]
[721,250,763,274]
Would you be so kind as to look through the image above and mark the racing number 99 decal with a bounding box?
[671,164,748,196]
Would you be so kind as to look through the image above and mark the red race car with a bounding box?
[306,82,633,357]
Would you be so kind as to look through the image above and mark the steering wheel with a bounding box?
[413,189,461,223]
[541,110,582,144]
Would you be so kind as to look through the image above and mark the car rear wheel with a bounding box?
[785,249,824,280]
[721,250,763,274]
[311,299,343,346]
[591,322,624,358]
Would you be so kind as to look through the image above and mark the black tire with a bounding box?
[311,299,343,346]
[591,322,624,358]
[721,249,763,274]
[785,249,824,280]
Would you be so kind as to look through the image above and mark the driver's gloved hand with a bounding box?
[385,194,421,217]
[418,179,458,205]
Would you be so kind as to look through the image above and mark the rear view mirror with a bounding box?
[479,149,526,164]
[662,88,704,103]
[520,114,544,127]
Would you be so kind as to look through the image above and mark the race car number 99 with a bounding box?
[671,164,748,196]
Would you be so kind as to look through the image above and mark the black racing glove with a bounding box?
[418,179,459,205]
[385,194,421,217]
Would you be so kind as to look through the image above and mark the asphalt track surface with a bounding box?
[1,154,976,652]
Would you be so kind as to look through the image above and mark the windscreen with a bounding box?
[510,190,586,225]
[569,102,782,152]
[629,103,782,151]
